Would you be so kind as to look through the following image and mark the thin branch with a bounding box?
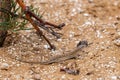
[25,7,65,29]
[0,8,26,19]
[0,8,61,38]
[16,0,60,49]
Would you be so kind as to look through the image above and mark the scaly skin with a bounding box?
[15,42,88,64]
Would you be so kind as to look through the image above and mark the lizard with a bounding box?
[13,40,88,64]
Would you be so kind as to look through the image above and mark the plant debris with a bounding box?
[60,67,80,75]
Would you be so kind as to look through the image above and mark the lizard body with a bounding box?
[15,41,88,64]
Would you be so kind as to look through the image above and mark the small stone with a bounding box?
[16,64,20,67]
[61,75,66,79]
[113,38,120,47]
[84,21,92,26]
[0,63,9,70]
[44,45,49,49]
[33,47,40,51]
[111,76,117,80]
[57,39,62,42]
[83,13,89,17]
[96,30,103,38]
[69,31,75,38]
[88,0,93,3]
[32,74,41,80]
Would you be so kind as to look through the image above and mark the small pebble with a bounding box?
[83,13,89,17]
[113,38,120,46]
[111,76,117,80]
[0,75,2,78]
[57,39,62,42]
[43,45,49,49]
[0,63,9,70]
[32,74,41,80]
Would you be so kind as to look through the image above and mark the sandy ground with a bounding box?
[0,0,120,80]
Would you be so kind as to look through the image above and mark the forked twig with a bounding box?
[1,1,89,64]
[0,8,61,38]
[16,0,65,49]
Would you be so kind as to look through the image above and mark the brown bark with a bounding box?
[0,0,11,47]
[0,31,7,47]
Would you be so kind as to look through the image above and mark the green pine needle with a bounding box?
[0,0,43,32]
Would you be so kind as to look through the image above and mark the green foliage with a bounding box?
[29,5,44,19]
[0,0,42,32]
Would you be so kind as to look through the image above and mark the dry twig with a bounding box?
[16,0,65,49]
